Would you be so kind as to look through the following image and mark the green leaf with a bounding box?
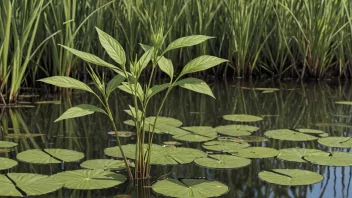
[215,124,259,137]
[175,78,215,98]
[304,151,352,166]
[318,137,352,148]
[55,104,106,122]
[17,149,84,164]
[96,27,126,66]
[335,101,352,105]
[164,35,214,52]
[202,141,250,153]
[264,129,318,141]
[118,82,144,101]
[235,147,279,158]
[80,159,127,171]
[0,141,18,148]
[38,76,94,93]
[0,174,22,196]
[173,126,217,142]
[259,169,323,186]
[59,45,120,70]
[277,148,329,163]
[195,154,251,169]
[152,178,228,198]
[147,83,169,99]
[135,47,154,73]
[53,169,126,190]
[0,158,18,170]
[180,55,227,76]
[223,114,263,122]
[106,74,126,97]
[158,56,174,78]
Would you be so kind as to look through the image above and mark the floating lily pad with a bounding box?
[313,122,352,128]
[296,129,325,134]
[235,147,279,158]
[124,117,184,135]
[223,114,263,122]
[318,137,352,148]
[0,158,18,170]
[215,124,259,137]
[107,131,136,137]
[173,126,217,142]
[202,141,250,153]
[0,173,63,196]
[194,154,251,169]
[105,144,206,165]
[80,159,127,171]
[259,169,323,186]
[304,152,352,166]
[0,141,17,148]
[335,101,352,105]
[164,141,182,146]
[318,133,329,137]
[53,169,126,190]
[152,178,228,198]
[277,148,329,163]
[17,149,84,164]
[264,129,318,141]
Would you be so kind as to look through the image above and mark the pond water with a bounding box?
[1,80,352,198]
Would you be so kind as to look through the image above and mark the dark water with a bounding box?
[1,80,352,198]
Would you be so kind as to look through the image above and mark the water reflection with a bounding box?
[1,80,352,197]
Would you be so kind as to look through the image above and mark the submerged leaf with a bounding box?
[194,154,251,169]
[277,148,329,163]
[259,169,323,186]
[318,137,352,148]
[223,114,263,122]
[264,129,318,141]
[235,147,279,159]
[152,178,228,198]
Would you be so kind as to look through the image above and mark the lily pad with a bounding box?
[264,129,318,141]
[107,131,136,137]
[194,154,251,169]
[277,148,329,163]
[0,141,17,148]
[304,152,352,166]
[259,169,323,186]
[17,149,84,164]
[215,125,259,137]
[313,122,352,128]
[235,147,279,158]
[202,141,250,153]
[53,169,126,190]
[152,178,228,198]
[335,101,352,105]
[124,117,185,135]
[173,126,217,142]
[237,136,269,142]
[80,159,127,171]
[295,129,325,134]
[0,173,63,196]
[318,137,352,148]
[0,158,18,170]
[223,114,263,122]
[105,144,207,165]
[164,141,182,146]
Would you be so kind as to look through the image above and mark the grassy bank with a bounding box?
[1,0,352,102]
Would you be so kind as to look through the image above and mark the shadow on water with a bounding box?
[1,79,352,198]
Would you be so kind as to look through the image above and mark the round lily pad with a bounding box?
[295,129,325,134]
[0,141,17,148]
[259,169,323,186]
[0,158,18,170]
[80,159,127,171]
[194,154,251,169]
[318,137,352,148]
[164,141,182,146]
[304,152,352,166]
[17,149,84,164]
[235,147,279,158]
[107,131,136,137]
[0,173,63,196]
[124,116,182,133]
[105,144,207,165]
[173,126,217,142]
[202,141,250,153]
[264,129,318,141]
[215,125,259,137]
[152,178,228,198]
[223,114,263,122]
[53,169,126,190]
[277,148,329,163]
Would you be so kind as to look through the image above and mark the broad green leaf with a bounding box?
[44,149,84,162]
[215,124,259,137]
[53,169,126,190]
[277,148,329,163]
[195,154,251,169]
[106,74,126,97]
[80,159,127,171]
[59,45,120,70]
[202,141,250,153]
[96,27,126,66]
[318,137,352,148]
[175,78,215,98]
[158,56,174,78]
[152,178,228,198]
[235,147,279,158]
[124,105,143,121]
[173,126,217,142]
[38,76,94,93]
[223,114,263,122]
[118,82,144,101]
[140,43,153,51]
[135,48,154,73]
[296,128,325,134]
[0,141,17,148]
[304,152,352,166]
[0,158,18,170]
[164,35,214,52]
[147,83,169,99]
[264,129,318,141]
[55,104,106,122]
[259,169,323,186]
[1,173,63,196]
[180,55,227,76]
[17,149,84,164]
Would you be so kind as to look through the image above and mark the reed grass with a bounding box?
[1,0,352,103]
